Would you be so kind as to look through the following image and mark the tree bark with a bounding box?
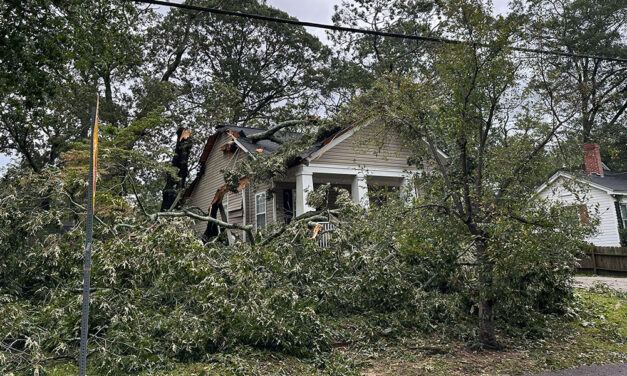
[160,127,193,211]
[103,72,113,105]
[475,238,499,349]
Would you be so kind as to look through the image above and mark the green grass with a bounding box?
[38,288,627,376]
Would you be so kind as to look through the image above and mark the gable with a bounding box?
[537,174,621,247]
[537,175,596,202]
[186,133,244,227]
[537,171,624,197]
[310,123,416,170]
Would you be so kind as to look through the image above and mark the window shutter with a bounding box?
[578,204,590,225]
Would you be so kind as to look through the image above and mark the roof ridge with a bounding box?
[217,125,264,132]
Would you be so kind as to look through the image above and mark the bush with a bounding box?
[619,228,627,246]
[0,177,589,374]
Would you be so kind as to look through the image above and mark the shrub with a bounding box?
[0,177,590,374]
[619,228,627,246]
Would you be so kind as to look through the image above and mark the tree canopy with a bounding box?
[0,0,624,373]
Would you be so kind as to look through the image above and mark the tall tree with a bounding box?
[141,0,333,208]
[0,0,72,172]
[354,0,586,347]
[325,0,441,108]
[517,0,627,169]
[0,0,150,171]
[144,0,331,132]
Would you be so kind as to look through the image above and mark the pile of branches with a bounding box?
[0,171,584,375]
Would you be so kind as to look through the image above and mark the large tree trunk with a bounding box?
[476,238,499,349]
[161,127,192,211]
[478,296,497,348]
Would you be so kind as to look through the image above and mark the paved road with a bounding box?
[574,276,627,292]
[532,363,627,376]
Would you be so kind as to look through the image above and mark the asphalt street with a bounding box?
[532,363,627,376]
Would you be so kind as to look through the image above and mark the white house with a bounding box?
[182,122,443,240]
[536,143,627,247]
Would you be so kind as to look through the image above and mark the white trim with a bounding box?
[255,191,267,230]
[306,162,418,179]
[295,166,315,215]
[619,202,627,229]
[536,171,627,196]
[351,172,369,207]
[271,182,277,224]
[401,175,416,200]
[232,138,256,160]
[242,186,247,241]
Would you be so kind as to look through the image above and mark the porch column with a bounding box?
[351,171,369,207]
[401,173,416,201]
[296,167,314,216]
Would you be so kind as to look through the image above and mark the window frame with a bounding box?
[255,192,267,230]
[620,203,627,229]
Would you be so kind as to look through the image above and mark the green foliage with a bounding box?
[0,0,149,172]
[327,0,441,106]
[334,0,598,348]
[0,0,616,373]
[0,163,594,374]
[517,0,627,169]
[619,228,627,247]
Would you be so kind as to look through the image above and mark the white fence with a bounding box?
[317,222,335,247]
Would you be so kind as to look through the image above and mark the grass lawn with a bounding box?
[42,287,626,376]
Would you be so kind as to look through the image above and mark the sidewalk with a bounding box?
[574,276,627,292]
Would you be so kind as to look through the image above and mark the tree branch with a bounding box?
[246,118,317,144]
[149,209,255,244]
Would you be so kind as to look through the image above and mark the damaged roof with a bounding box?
[215,124,347,160]
[181,124,350,204]
[219,125,284,156]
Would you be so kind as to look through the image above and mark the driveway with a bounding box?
[532,363,627,376]
[574,276,627,292]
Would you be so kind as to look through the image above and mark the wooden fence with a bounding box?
[578,247,627,275]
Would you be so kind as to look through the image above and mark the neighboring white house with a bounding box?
[536,143,627,247]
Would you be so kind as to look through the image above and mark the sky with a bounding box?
[267,0,511,42]
[0,0,512,170]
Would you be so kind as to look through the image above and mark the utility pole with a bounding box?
[79,97,99,376]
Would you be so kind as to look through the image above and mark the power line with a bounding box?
[129,0,627,64]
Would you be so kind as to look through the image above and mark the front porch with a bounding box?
[273,164,417,223]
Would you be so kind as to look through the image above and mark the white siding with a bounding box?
[538,176,621,247]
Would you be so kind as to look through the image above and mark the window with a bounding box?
[368,184,399,207]
[255,192,266,229]
[550,204,588,225]
[283,189,295,224]
[620,203,627,229]
[578,204,590,226]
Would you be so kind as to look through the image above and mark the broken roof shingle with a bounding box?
[217,124,331,159]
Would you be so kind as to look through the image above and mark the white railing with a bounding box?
[317,221,335,247]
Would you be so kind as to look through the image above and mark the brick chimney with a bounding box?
[582,143,604,176]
